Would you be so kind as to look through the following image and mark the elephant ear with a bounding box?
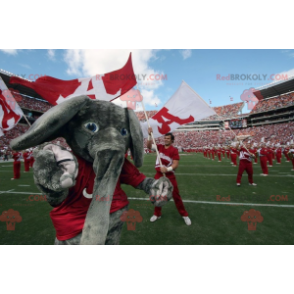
[10,95,89,151]
[127,108,144,167]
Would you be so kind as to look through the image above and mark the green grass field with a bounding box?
[1,153,294,245]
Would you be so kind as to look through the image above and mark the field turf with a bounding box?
[0,153,294,245]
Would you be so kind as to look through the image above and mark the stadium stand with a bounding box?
[1,69,293,153]
[250,92,294,114]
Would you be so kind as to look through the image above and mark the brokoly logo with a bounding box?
[120,209,143,230]
[0,209,22,231]
[241,209,263,231]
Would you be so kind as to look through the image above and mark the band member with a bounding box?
[276,144,282,164]
[230,144,238,167]
[147,127,191,226]
[29,149,35,167]
[217,146,222,162]
[288,145,294,171]
[211,146,215,160]
[267,146,273,167]
[284,145,290,162]
[11,151,22,180]
[258,143,269,176]
[249,145,258,164]
[226,147,230,159]
[23,149,30,172]
[236,142,257,186]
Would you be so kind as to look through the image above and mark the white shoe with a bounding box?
[291,169,294,171]
[150,215,161,222]
[183,216,191,226]
[249,183,257,186]
[237,183,241,186]
[11,178,15,180]
[260,174,268,176]
[253,163,257,164]
[268,165,273,167]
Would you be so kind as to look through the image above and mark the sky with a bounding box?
[1,49,294,113]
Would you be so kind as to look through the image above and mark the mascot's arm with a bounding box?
[120,159,173,207]
[33,144,79,207]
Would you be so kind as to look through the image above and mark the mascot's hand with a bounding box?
[149,177,173,207]
[33,144,79,207]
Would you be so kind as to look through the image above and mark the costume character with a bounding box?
[11,96,173,245]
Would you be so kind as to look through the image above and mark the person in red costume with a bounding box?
[226,147,230,159]
[11,151,22,180]
[23,149,30,172]
[29,150,34,167]
[276,145,282,164]
[258,143,269,176]
[211,146,215,160]
[147,127,191,226]
[217,146,222,162]
[230,144,239,167]
[249,144,258,165]
[284,146,290,162]
[267,145,274,167]
[236,142,257,186]
[288,145,294,171]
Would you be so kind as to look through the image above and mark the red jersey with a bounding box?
[239,147,252,162]
[50,156,145,241]
[23,152,29,161]
[155,144,180,176]
[12,152,21,162]
[230,147,238,155]
[258,147,269,157]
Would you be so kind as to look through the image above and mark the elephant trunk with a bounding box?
[80,128,126,245]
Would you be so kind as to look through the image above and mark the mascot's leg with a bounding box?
[54,206,128,245]
[105,205,128,245]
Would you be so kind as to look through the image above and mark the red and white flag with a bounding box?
[0,77,23,136]
[10,53,137,106]
[141,81,216,138]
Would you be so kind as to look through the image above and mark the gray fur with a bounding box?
[135,177,173,206]
[32,144,78,207]
[54,206,128,245]
[10,95,172,245]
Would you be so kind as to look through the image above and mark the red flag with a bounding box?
[0,78,23,135]
[10,53,137,106]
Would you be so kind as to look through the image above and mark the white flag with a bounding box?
[141,81,216,138]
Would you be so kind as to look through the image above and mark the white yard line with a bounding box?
[128,197,294,208]
[144,173,294,177]
[0,191,293,208]
[0,189,15,195]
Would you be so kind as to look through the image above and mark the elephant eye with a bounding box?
[85,122,99,133]
[121,128,127,136]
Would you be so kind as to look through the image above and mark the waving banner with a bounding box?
[140,81,216,138]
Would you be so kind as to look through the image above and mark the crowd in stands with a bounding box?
[135,110,158,122]
[0,124,69,152]
[143,121,294,149]
[201,102,244,121]
[1,121,294,154]
[251,92,294,114]
[17,96,52,113]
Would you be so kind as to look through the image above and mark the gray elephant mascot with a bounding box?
[10,95,173,245]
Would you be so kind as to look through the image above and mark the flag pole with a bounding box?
[23,115,31,127]
[136,85,166,177]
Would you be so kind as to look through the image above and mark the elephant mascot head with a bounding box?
[10,95,144,244]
